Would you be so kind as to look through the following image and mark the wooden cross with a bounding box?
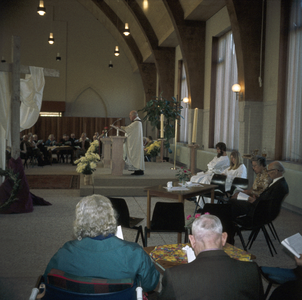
[0,36,60,159]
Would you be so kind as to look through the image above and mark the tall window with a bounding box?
[214,31,239,150]
[180,62,189,143]
[283,0,302,163]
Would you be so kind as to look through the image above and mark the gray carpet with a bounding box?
[0,163,301,299]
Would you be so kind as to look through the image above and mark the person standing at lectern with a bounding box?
[121,110,145,175]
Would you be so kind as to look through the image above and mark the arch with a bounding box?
[71,86,108,117]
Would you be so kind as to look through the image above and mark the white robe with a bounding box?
[223,164,247,191]
[121,117,145,171]
[190,155,230,183]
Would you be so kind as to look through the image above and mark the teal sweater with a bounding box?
[44,236,159,292]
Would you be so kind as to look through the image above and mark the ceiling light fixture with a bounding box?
[114,46,120,56]
[56,53,61,61]
[48,32,54,44]
[109,60,113,68]
[37,0,46,16]
[143,0,148,10]
[123,23,130,36]
[1,56,6,63]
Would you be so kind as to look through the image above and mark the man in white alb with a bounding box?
[190,142,230,184]
[121,110,145,175]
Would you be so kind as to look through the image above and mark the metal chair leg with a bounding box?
[144,227,148,247]
[268,222,280,243]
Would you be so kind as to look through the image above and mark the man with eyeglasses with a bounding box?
[229,161,289,220]
[202,161,289,244]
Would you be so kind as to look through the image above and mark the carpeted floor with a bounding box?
[26,175,80,189]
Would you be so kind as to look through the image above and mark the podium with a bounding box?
[111,136,126,175]
[100,125,126,176]
[101,137,111,168]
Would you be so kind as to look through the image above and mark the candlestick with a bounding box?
[160,114,164,138]
[171,119,178,170]
[192,108,198,143]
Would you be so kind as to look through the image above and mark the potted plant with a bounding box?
[74,141,100,185]
[139,92,183,150]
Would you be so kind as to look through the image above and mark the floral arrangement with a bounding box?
[87,140,99,154]
[185,213,201,228]
[185,212,209,228]
[75,142,100,175]
[175,167,191,182]
[146,140,161,157]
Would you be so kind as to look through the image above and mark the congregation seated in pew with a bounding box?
[20,134,44,166]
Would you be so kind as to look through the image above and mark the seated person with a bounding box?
[20,135,44,166]
[45,134,57,146]
[44,133,59,162]
[32,134,43,149]
[75,132,90,158]
[144,136,153,149]
[59,134,74,164]
[232,156,271,199]
[190,142,230,184]
[267,255,302,300]
[202,161,289,244]
[43,195,159,292]
[159,214,264,299]
[222,150,247,191]
[200,150,247,207]
[69,133,76,145]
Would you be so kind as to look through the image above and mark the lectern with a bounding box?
[111,136,126,175]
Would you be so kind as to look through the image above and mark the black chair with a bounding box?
[109,198,145,246]
[144,202,188,247]
[216,177,249,204]
[189,174,227,212]
[229,177,249,195]
[234,194,287,257]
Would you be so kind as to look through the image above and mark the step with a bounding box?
[80,185,149,197]
[93,177,175,187]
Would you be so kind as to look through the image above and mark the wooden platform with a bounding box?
[80,162,179,197]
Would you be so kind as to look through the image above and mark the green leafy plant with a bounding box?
[139,92,183,149]
[175,167,191,182]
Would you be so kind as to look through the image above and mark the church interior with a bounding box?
[0,0,302,299]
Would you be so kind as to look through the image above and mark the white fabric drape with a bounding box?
[0,66,44,184]
[214,31,239,150]
[283,0,302,163]
[20,66,45,131]
[0,72,11,184]
[180,63,189,143]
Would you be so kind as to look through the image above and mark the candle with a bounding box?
[160,114,164,138]
[175,118,178,142]
[192,108,198,143]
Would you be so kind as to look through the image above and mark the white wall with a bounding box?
[0,0,144,118]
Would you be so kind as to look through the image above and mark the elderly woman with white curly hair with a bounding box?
[43,194,159,292]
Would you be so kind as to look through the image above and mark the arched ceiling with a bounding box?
[78,0,225,72]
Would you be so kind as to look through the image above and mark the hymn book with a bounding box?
[281,233,302,258]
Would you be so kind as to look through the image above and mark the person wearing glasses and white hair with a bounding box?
[159,214,264,300]
[229,161,289,219]
[43,195,159,292]
[202,161,289,245]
